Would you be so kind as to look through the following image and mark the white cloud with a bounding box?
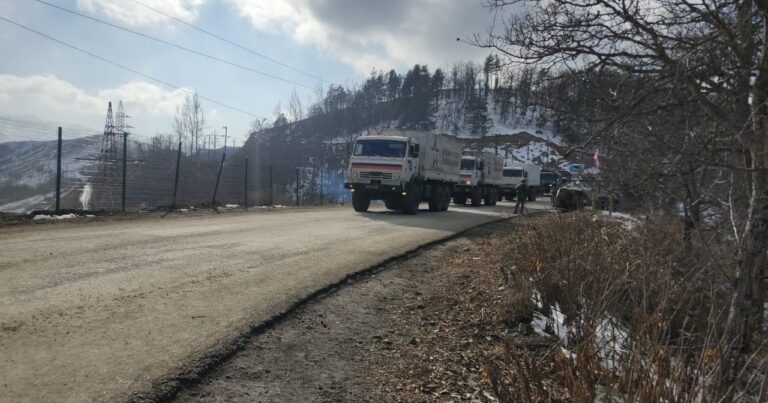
[76,0,207,26]
[0,74,188,134]
[230,0,494,74]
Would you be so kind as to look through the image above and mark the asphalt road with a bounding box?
[0,201,547,402]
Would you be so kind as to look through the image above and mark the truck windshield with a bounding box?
[541,172,558,182]
[353,140,407,158]
[460,159,476,170]
[503,169,523,177]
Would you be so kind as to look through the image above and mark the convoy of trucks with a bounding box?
[344,131,462,214]
[344,130,557,214]
[451,151,503,207]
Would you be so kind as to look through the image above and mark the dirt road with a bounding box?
[173,221,515,402]
[0,202,541,402]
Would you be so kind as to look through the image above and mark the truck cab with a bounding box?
[500,164,541,201]
[346,135,417,192]
[459,156,479,187]
[540,170,560,194]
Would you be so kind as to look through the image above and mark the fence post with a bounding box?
[55,127,62,212]
[269,164,273,206]
[244,157,248,210]
[121,131,128,213]
[295,167,299,206]
[171,142,182,209]
[319,169,323,206]
[211,152,226,208]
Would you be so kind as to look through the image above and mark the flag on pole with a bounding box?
[593,149,600,170]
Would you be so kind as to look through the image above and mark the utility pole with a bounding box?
[212,131,218,160]
[222,126,229,153]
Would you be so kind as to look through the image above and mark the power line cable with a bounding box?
[34,0,315,90]
[0,15,260,118]
[126,0,328,85]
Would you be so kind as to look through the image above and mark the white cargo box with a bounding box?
[480,151,504,186]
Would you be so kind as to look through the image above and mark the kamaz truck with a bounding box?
[344,131,461,214]
[451,151,503,207]
[500,163,542,201]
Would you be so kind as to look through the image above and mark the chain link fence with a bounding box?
[0,116,351,214]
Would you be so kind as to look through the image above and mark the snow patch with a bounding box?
[33,213,77,220]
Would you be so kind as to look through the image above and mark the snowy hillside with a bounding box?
[0,136,102,212]
[364,95,572,169]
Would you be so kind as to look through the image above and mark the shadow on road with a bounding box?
[349,202,511,231]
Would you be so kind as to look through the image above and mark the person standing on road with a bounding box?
[514,179,527,214]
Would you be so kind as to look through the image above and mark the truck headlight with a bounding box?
[352,171,358,177]
[465,180,471,185]
[393,174,400,180]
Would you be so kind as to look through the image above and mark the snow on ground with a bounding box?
[598,210,641,230]
[0,193,52,213]
[485,140,570,168]
[32,213,78,220]
[437,97,564,145]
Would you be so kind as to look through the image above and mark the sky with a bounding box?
[0,0,496,145]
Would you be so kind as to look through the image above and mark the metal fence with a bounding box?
[0,116,350,214]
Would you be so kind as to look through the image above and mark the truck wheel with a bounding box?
[352,192,370,212]
[470,189,482,207]
[483,188,494,206]
[528,189,537,202]
[384,198,400,210]
[402,190,420,215]
[440,185,450,211]
[428,186,441,212]
[489,189,498,206]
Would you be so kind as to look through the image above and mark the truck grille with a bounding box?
[359,171,394,180]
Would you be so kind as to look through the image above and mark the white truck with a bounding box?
[500,163,542,201]
[451,151,503,207]
[344,131,462,214]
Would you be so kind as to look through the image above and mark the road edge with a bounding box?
[125,213,516,403]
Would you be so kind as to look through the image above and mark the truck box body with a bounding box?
[480,151,504,186]
[406,131,462,183]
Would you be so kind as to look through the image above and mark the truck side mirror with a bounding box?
[410,144,419,157]
[478,162,484,170]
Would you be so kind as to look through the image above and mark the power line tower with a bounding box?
[91,101,129,210]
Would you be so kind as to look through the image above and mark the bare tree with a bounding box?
[479,0,767,386]
[174,92,205,157]
[288,89,304,122]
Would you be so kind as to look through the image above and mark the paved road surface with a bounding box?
[0,201,547,402]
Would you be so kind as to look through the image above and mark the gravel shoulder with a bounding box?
[0,204,513,402]
[173,218,539,402]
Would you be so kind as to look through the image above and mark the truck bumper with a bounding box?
[344,182,404,198]
[452,184,474,194]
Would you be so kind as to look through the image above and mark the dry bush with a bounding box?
[489,213,765,402]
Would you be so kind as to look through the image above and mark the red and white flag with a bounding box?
[593,149,600,170]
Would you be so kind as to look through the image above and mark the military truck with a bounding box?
[451,151,503,207]
[500,163,542,201]
[344,131,461,214]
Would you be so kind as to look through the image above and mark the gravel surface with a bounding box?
[0,202,543,402]
[173,219,540,402]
